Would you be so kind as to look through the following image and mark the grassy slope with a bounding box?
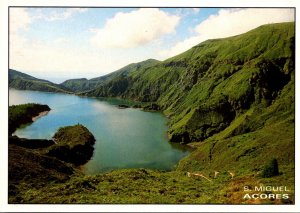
[8,122,96,203]
[84,23,295,144]
[15,169,230,204]
[16,73,294,204]
[8,144,77,204]
[9,69,71,93]
[60,59,160,93]
[46,124,96,165]
[17,166,294,204]
[9,23,295,204]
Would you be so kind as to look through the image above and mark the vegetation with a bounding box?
[9,103,51,135]
[9,123,96,203]
[9,168,294,204]
[46,124,96,165]
[9,60,159,93]
[9,136,55,149]
[61,59,159,92]
[8,22,295,204]
[82,22,295,144]
[261,158,280,178]
[9,69,71,93]
[8,144,77,203]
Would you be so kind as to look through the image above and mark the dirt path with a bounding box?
[187,172,212,182]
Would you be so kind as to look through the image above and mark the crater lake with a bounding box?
[9,89,190,174]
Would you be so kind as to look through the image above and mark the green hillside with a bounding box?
[9,69,71,93]
[83,22,294,143]
[8,22,295,204]
[60,59,160,92]
[59,78,92,93]
[81,22,295,196]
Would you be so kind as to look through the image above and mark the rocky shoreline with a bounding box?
[8,104,96,203]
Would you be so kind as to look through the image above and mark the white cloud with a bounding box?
[90,8,180,48]
[10,34,119,77]
[192,8,200,14]
[31,8,88,22]
[10,32,153,79]
[9,7,113,78]
[10,8,295,82]
[159,8,295,58]
[45,8,88,21]
[9,8,32,34]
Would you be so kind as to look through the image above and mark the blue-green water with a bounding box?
[9,89,190,174]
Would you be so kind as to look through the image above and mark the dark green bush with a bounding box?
[261,158,279,178]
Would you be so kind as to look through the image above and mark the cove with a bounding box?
[9,89,190,174]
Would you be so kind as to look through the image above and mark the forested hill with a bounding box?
[81,22,294,144]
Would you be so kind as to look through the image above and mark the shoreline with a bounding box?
[32,111,49,121]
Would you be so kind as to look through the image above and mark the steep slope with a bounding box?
[60,59,160,92]
[8,22,295,204]
[177,70,294,173]
[83,22,294,144]
[9,69,71,93]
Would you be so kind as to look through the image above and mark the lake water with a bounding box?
[9,89,190,174]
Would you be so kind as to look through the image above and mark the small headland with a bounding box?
[9,103,50,135]
[8,104,96,203]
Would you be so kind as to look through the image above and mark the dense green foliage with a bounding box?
[261,158,280,178]
[9,69,71,93]
[9,103,50,135]
[8,23,295,204]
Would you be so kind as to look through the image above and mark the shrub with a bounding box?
[261,158,279,178]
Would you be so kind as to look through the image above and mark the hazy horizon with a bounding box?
[14,70,112,84]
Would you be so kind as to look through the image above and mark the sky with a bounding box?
[9,7,294,83]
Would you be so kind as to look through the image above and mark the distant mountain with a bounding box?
[9,69,71,93]
[59,78,92,93]
[9,59,160,94]
[60,59,160,92]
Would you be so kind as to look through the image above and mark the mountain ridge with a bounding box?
[9,69,72,93]
[9,22,295,145]
[8,22,295,204]
[60,58,160,92]
[81,22,295,144]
